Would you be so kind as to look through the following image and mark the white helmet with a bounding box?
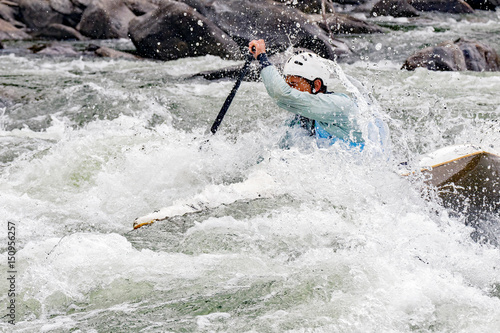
[283,52,331,84]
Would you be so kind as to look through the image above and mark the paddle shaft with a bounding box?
[210,52,254,134]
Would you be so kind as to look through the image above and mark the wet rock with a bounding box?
[402,39,500,71]
[316,12,386,34]
[35,23,86,40]
[128,0,241,61]
[0,3,25,29]
[402,41,466,71]
[464,0,499,10]
[50,0,77,15]
[123,0,158,16]
[408,0,474,13]
[32,43,80,56]
[0,3,15,20]
[77,0,136,39]
[200,0,350,60]
[71,0,92,6]
[371,0,419,17]
[0,18,30,40]
[50,0,83,27]
[18,0,65,31]
[456,38,500,71]
[94,46,138,59]
[178,0,210,16]
[273,0,335,14]
[332,0,371,4]
[86,44,139,59]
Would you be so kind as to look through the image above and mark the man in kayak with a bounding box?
[249,39,367,150]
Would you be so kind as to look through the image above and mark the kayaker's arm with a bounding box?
[248,39,363,144]
[260,62,357,123]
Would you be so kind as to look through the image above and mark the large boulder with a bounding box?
[50,0,78,15]
[199,0,350,60]
[455,38,500,71]
[18,0,65,31]
[402,41,466,71]
[331,0,371,4]
[0,18,30,40]
[272,0,335,14]
[464,0,499,10]
[402,39,500,71]
[123,0,158,16]
[316,12,386,34]
[0,3,25,29]
[77,0,136,39]
[178,0,210,16]
[71,0,93,6]
[49,0,83,27]
[408,0,474,13]
[34,23,86,40]
[371,0,420,17]
[128,0,241,60]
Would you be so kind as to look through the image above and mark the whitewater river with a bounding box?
[1,11,499,332]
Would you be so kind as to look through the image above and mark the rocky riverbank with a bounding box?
[0,0,499,72]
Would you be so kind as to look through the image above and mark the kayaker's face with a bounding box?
[286,75,312,93]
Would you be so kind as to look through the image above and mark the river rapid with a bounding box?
[1,10,500,333]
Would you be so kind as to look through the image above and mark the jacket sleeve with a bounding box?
[260,65,362,141]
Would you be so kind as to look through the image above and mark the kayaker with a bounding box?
[249,39,383,150]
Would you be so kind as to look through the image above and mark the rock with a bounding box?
[371,0,419,17]
[33,43,80,56]
[87,44,140,59]
[77,0,136,39]
[71,0,92,6]
[0,3,25,29]
[50,0,77,15]
[273,0,335,14]
[402,41,466,71]
[18,0,65,31]
[402,39,500,71]
[34,23,86,40]
[178,0,210,16]
[123,0,158,16]
[200,0,350,60]
[316,12,386,34]
[128,0,241,61]
[332,0,371,4]
[50,0,83,27]
[464,0,499,10]
[455,38,500,71]
[408,0,474,13]
[0,18,30,39]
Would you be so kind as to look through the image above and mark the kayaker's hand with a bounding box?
[249,39,266,59]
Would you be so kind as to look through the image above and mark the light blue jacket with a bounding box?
[260,60,364,147]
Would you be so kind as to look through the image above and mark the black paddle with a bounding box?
[210,49,255,134]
